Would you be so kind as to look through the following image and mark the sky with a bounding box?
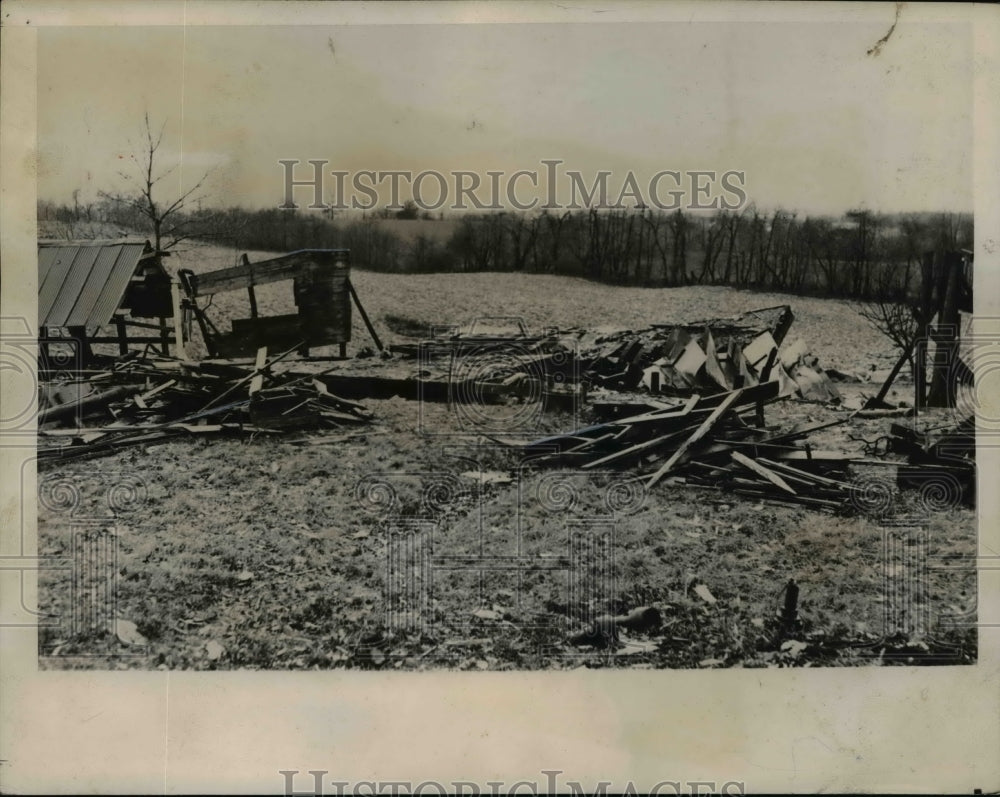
[36,12,974,216]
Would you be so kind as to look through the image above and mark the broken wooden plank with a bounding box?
[249,346,268,395]
[754,414,854,446]
[730,451,797,495]
[197,341,300,413]
[647,388,744,488]
[37,384,141,424]
[768,449,853,463]
[756,457,852,489]
[347,277,384,352]
[135,379,177,404]
[190,250,347,295]
[582,426,692,470]
[703,327,731,390]
[614,393,701,425]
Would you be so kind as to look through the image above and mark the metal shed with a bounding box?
[38,240,181,365]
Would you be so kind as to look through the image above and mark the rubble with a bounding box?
[508,383,862,512]
[37,345,373,462]
[889,415,975,507]
[386,304,840,406]
[34,299,975,515]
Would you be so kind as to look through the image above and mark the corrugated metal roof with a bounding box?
[38,242,152,329]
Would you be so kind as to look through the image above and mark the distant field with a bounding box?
[169,242,898,375]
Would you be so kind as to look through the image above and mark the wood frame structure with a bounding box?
[178,248,383,359]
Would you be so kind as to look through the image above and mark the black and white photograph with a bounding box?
[2,1,999,794]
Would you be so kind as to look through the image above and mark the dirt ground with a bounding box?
[36,244,977,670]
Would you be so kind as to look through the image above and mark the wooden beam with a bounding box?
[171,279,188,361]
[115,316,128,356]
[646,388,743,488]
[133,379,177,408]
[347,278,383,352]
[88,336,177,345]
[191,250,346,296]
[730,451,797,495]
[582,426,690,470]
[249,347,268,395]
[241,254,260,319]
[158,317,170,356]
[197,342,300,414]
[756,457,850,489]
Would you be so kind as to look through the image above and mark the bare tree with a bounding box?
[854,259,920,403]
[99,111,217,251]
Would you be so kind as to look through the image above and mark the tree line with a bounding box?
[38,196,971,302]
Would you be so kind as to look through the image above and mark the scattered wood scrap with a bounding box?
[508,381,869,512]
[37,349,374,462]
[889,416,975,507]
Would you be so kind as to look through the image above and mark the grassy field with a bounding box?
[36,242,976,670]
[167,241,908,375]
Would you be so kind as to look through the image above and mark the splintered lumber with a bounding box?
[730,451,796,495]
[756,457,851,489]
[590,397,686,421]
[646,388,744,487]
[563,432,618,454]
[767,449,852,463]
[133,379,176,406]
[609,393,701,425]
[754,414,853,446]
[582,426,692,469]
[38,384,140,424]
[197,341,301,413]
[37,347,377,462]
[249,346,268,395]
[523,423,618,455]
[703,328,730,390]
[310,379,373,413]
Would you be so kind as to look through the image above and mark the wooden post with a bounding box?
[170,279,188,361]
[177,268,218,356]
[159,317,170,356]
[115,315,129,356]
[67,326,93,365]
[756,347,778,427]
[243,256,259,319]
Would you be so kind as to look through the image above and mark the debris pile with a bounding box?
[37,345,373,462]
[386,305,840,405]
[578,305,843,405]
[509,383,862,512]
[890,415,976,507]
[34,301,974,514]
[579,304,793,392]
